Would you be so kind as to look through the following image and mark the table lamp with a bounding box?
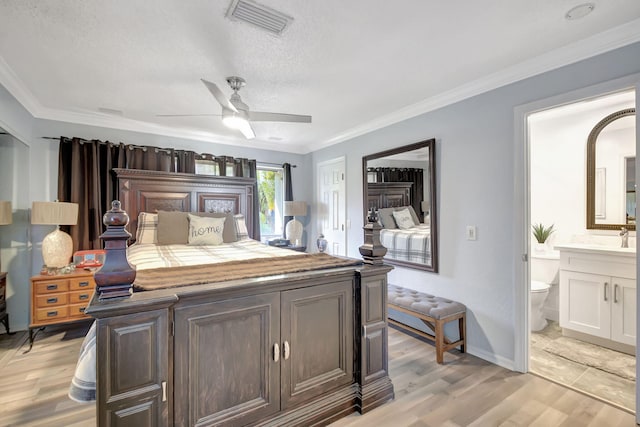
[31,201,79,268]
[0,200,12,271]
[421,200,429,223]
[284,201,307,245]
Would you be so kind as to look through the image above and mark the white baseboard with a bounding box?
[467,345,515,371]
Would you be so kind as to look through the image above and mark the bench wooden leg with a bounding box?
[459,313,466,354]
[435,318,444,364]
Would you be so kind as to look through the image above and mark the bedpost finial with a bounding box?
[103,200,130,227]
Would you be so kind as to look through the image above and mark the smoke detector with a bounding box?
[226,0,293,35]
[565,3,595,20]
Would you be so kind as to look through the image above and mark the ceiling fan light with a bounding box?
[222,110,255,139]
[222,114,247,129]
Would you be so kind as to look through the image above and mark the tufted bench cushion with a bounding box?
[387,284,466,364]
[388,284,466,320]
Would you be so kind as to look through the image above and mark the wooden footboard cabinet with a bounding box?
[87,266,394,427]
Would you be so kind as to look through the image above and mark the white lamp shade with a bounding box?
[284,201,307,217]
[31,201,78,225]
[0,200,12,225]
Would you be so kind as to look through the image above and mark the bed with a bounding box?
[85,169,394,427]
[376,205,432,267]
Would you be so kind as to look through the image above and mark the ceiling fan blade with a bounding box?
[155,114,220,117]
[201,79,237,112]
[248,111,312,123]
[239,121,256,139]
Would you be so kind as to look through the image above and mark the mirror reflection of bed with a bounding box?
[362,138,438,272]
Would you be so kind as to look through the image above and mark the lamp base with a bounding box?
[285,219,303,246]
[42,228,73,268]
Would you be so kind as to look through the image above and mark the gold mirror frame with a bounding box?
[586,108,636,230]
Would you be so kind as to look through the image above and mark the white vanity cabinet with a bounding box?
[557,244,636,348]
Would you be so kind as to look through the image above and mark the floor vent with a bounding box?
[226,0,293,35]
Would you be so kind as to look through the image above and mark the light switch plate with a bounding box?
[466,226,477,241]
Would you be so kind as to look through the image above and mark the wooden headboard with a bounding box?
[114,168,256,241]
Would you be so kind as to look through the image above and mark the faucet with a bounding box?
[620,227,629,248]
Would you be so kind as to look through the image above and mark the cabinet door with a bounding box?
[97,309,169,427]
[611,277,636,345]
[174,293,280,427]
[559,271,611,339]
[281,280,353,410]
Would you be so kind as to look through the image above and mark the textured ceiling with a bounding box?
[0,1,639,153]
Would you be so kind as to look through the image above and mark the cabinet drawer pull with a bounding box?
[79,294,89,300]
[79,307,85,313]
[614,284,619,303]
[604,282,608,301]
[46,297,58,304]
[46,284,58,291]
[283,341,290,360]
[78,281,90,287]
[273,343,279,362]
[47,311,58,317]
[162,381,167,402]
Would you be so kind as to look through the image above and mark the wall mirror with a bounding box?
[587,108,636,230]
[362,138,438,272]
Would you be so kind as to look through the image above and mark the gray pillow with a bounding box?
[157,211,189,244]
[157,211,238,244]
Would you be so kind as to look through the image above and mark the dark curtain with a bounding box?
[175,150,196,173]
[58,137,126,251]
[369,167,424,221]
[58,138,198,250]
[282,163,293,238]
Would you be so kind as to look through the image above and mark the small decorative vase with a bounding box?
[534,242,547,254]
[317,234,328,253]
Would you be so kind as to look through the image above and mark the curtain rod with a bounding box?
[43,137,297,167]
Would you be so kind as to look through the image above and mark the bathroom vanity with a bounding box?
[556,244,636,353]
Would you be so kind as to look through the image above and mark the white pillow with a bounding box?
[234,214,249,240]
[188,214,225,246]
[136,212,158,244]
[392,208,416,230]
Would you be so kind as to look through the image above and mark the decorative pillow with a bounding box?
[234,214,249,240]
[157,211,189,245]
[377,208,398,229]
[405,205,421,226]
[187,214,225,246]
[196,212,238,243]
[392,208,416,230]
[136,212,158,244]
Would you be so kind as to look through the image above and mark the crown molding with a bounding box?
[1,19,639,156]
[308,18,640,153]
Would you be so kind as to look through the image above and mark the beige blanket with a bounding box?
[133,253,362,291]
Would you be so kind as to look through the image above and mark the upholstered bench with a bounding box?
[387,284,466,364]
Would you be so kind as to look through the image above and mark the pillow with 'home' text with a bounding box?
[187,214,225,246]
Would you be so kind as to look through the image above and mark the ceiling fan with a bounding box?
[160,77,312,139]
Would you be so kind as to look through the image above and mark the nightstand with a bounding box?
[285,245,306,252]
[28,270,95,351]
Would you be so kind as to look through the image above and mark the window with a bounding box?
[195,159,236,176]
[257,166,284,239]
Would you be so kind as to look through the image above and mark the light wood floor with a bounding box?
[0,323,636,427]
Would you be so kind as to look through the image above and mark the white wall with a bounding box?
[310,42,640,368]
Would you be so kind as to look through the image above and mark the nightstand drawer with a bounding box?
[69,290,93,304]
[35,306,69,322]
[69,303,90,318]
[35,280,69,294]
[69,277,95,291]
[35,293,68,308]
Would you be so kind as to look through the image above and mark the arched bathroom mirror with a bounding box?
[586,108,636,230]
[362,138,438,272]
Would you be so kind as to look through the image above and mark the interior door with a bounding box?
[317,157,346,256]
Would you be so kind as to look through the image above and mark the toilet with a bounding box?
[530,252,560,332]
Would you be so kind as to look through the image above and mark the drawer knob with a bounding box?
[79,294,89,300]
[78,281,90,287]
[46,284,58,291]
[47,311,58,317]
[79,307,86,313]
[46,297,58,304]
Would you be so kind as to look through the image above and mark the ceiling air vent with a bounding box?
[226,0,293,35]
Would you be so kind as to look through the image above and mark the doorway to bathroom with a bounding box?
[525,87,637,413]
